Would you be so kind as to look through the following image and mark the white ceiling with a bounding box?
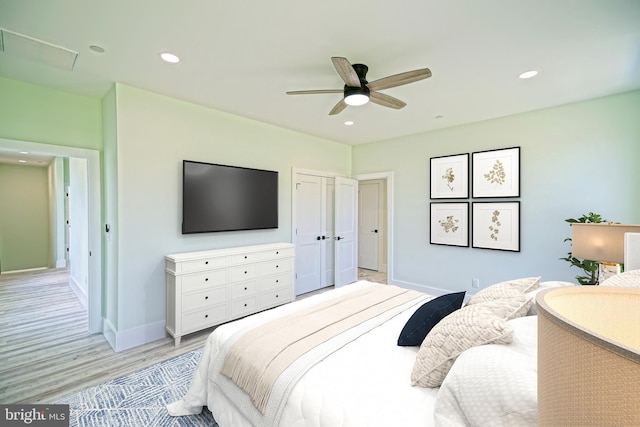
[1,0,639,146]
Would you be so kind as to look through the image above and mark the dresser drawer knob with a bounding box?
[205,261,209,265]
[244,271,248,274]
[205,314,209,318]
[276,265,279,268]
[276,279,279,283]
[244,287,248,290]
[244,303,247,307]
[244,255,248,259]
[205,296,208,300]
[276,294,279,298]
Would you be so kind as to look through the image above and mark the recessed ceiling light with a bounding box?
[160,52,180,64]
[89,45,105,53]
[518,70,539,79]
[18,160,27,163]
[344,120,354,126]
[19,151,29,154]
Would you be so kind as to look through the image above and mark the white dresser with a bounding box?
[165,242,295,345]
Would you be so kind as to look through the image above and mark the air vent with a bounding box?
[0,28,78,70]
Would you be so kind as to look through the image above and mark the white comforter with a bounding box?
[168,281,539,427]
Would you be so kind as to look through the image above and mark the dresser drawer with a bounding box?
[230,264,257,282]
[231,296,258,317]
[181,256,227,273]
[229,252,258,265]
[182,304,228,333]
[255,247,295,261]
[231,280,257,299]
[182,269,227,293]
[183,287,227,311]
[258,273,292,293]
[259,287,293,309]
[258,258,292,276]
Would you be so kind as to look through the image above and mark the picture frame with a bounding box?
[430,153,469,199]
[472,202,520,252]
[430,202,469,247]
[472,147,520,198]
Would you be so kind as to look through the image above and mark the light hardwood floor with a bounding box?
[0,267,387,404]
[0,268,213,404]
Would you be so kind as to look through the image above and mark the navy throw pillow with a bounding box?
[397,291,466,346]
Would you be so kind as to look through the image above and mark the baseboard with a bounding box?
[1,266,47,275]
[389,278,454,297]
[68,275,88,309]
[103,319,168,352]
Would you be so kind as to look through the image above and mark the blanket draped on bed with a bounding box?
[220,285,423,414]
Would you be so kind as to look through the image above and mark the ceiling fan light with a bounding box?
[345,93,369,106]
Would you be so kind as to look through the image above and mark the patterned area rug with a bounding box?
[56,348,218,426]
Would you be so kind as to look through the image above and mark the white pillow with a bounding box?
[600,269,640,287]
[434,316,538,426]
[411,304,513,388]
[526,281,575,315]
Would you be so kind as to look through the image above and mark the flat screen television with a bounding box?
[182,160,278,234]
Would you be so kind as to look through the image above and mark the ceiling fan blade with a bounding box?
[331,57,361,87]
[286,89,343,95]
[370,92,406,109]
[329,99,348,115]
[367,68,432,91]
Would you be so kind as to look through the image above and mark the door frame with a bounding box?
[353,171,394,284]
[0,137,102,333]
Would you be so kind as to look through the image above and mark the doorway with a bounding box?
[354,171,394,284]
[0,137,102,333]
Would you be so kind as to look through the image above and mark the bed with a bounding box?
[168,278,560,427]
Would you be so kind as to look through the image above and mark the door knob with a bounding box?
[372,229,378,233]
[336,236,342,240]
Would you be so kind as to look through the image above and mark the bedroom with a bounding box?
[0,0,639,424]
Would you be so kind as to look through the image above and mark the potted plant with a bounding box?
[559,212,607,285]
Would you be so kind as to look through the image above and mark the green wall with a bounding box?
[353,90,640,293]
[0,164,50,272]
[107,83,352,347]
[0,77,102,149]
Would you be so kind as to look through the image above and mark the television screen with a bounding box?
[182,160,278,234]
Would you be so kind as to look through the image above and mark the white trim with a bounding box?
[68,274,88,309]
[0,267,47,274]
[353,171,394,285]
[0,137,103,334]
[104,320,167,353]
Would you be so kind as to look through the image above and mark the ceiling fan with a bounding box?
[286,57,432,115]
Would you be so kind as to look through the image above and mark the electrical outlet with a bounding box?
[472,278,480,288]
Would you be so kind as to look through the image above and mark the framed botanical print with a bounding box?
[472,202,520,251]
[472,147,520,198]
[430,153,469,199]
[430,202,469,247]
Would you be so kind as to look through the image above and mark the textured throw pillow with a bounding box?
[477,293,532,320]
[411,304,513,388]
[397,291,466,346]
[468,277,541,305]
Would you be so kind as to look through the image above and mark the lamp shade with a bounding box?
[571,223,640,264]
[537,287,640,426]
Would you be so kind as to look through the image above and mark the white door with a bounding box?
[334,177,358,287]
[358,181,379,271]
[322,179,335,287]
[294,174,323,295]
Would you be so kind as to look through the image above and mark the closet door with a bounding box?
[334,177,358,287]
[322,178,335,287]
[294,174,323,295]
